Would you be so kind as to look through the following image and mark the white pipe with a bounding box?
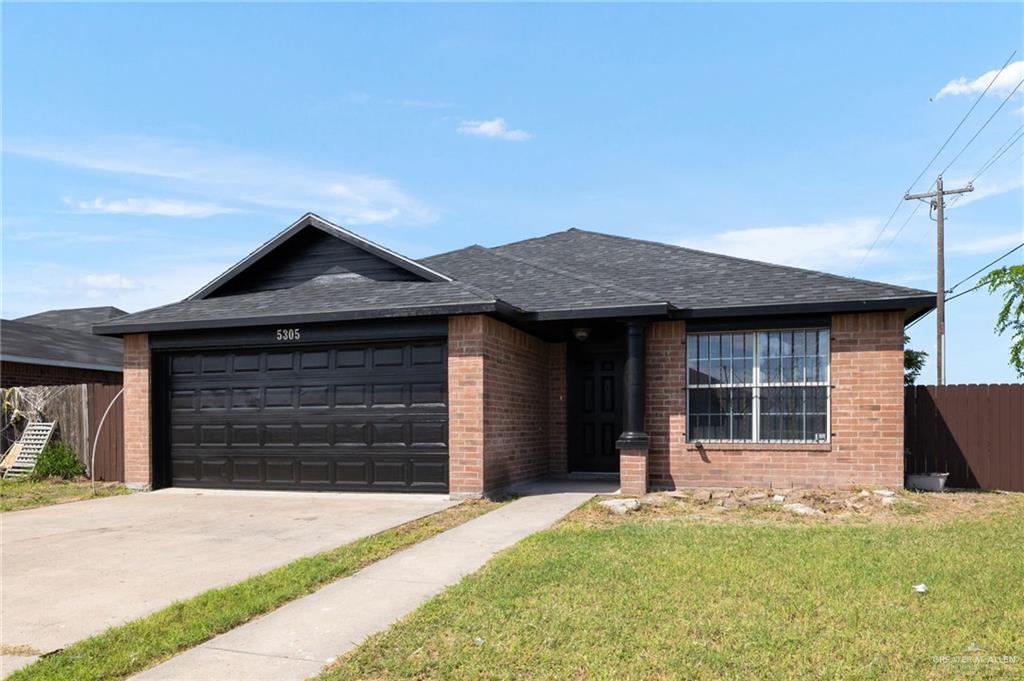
[91,388,124,493]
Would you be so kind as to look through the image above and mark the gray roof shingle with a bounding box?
[94,220,934,335]
[424,228,932,315]
[1,319,123,372]
[15,306,128,333]
[93,278,497,334]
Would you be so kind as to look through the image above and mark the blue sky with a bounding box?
[3,3,1022,383]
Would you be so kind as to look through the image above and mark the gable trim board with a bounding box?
[188,213,452,301]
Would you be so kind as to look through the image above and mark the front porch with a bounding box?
[448,314,658,499]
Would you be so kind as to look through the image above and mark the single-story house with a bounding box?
[2,307,126,388]
[95,214,933,496]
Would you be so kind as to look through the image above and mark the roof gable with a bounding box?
[192,213,451,300]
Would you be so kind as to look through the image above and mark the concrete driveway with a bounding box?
[0,488,454,676]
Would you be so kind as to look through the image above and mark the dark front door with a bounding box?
[160,340,449,492]
[568,351,623,473]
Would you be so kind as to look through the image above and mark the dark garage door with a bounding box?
[163,341,448,492]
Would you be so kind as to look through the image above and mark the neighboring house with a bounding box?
[2,308,126,388]
[95,214,933,496]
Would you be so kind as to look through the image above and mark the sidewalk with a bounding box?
[132,480,610,681]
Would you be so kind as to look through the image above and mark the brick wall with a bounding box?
[548,342,568,475]
[1,361,121,389]
[448,315,564,497]
[647,311,905,490]
[448,317,486,496]
[646,321,686,489]
[620,449,648,496]
[123,334,152,488]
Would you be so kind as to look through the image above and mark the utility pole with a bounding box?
[905,175,973,385]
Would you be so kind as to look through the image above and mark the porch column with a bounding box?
[617,321,649,495]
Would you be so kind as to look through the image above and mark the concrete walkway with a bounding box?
[1,488,454,678]
[133,480,609,681]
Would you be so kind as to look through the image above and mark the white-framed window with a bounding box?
[686,328,830,443]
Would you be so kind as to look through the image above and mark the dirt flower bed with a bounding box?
[579,485,1021,528]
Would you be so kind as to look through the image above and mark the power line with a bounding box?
[905,242,1024,331]
[973,126,1024,181]
[945,281,986,303]
[876,200,924,260]
[946,124,1024,211]
[906,308,933,330]
[948,242,1024,291]
[854,50,1017,271]
[939,73,1024,177]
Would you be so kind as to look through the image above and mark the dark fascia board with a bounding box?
[188,213,452,300]
[93,301,497,336]
[0,354,122,374]
[521,303,670,321]
[671,295,937,321]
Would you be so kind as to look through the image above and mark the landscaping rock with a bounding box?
[723,499,740,509]
[600,498,641,515]
[873,489,896,498]
[666,490,689,499]
[770,495,786,504]
[881,496,896,507]
[858,490,871,497]
[745,492,767,501]
[711,489,733,500]
[693,489,712,503]
[783,502,824,517]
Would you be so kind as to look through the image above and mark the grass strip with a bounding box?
[323,500,1024,680]
[11,499,500,681]
[0,479,128,512]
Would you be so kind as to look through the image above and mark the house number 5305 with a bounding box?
[276,328,301,341]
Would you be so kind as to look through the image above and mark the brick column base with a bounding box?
[620,449,648,496]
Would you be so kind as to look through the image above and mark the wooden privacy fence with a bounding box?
[87,382,124,482]
[3,382,124,481]
[905,384,1023,492]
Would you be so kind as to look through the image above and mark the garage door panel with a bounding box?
[165,340,448,492]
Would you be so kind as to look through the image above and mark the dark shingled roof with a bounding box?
[15,306,127,333]
[93,278,497,335]
[1,318,123,372]
[94,216,934,335]
[424,228,932,316]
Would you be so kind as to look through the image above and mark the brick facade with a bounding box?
[448,315,566,497]
[619,449,648,496]
[644,311,905,490]
[123,334,152,488]
[1,361,121,389]
[112,310,903,496]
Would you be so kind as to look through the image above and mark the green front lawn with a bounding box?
[325,493,1024,680]
[11,500,501,681]
[0,478,128,512]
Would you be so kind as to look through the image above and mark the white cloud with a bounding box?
[947,176,1023,208]
[936,60,1024,99]
[2,261,233,318]
[457,118,532,141]
[682,219,882,270]
[79,273,138,291]
[6,136,436,226]
[948,231,1023,255]
[65,197,238,218]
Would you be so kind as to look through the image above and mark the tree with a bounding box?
[979,264,1024,378]
[904,334,927,385]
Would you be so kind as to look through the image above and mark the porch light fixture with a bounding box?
[572,327,591,342]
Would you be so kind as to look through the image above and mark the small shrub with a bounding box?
[32,442,85,480]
